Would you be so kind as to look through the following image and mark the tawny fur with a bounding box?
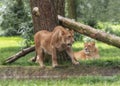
[34,26,79,67]
[74,42,100,60]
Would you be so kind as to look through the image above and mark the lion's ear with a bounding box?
[71,30,74,33]
[70,30,74,35]
[91,41,95,46]
[55,29,61,37]
[51,29,62,44]
[84,42,87,45]
[84,42,88,46]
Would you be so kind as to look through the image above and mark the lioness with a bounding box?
[33,26,79,68]
[74,42,100,60]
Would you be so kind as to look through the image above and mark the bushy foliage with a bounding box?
[0,0,34,47]
[74,0,120,40]
[0,0,33,36]
[106,0,120,22]
[76,0,120,27]
[18,21,34,48]
[96,22,120,36]
[74,32,83,41]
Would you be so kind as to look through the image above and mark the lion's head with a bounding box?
[84,42,96,54]
[52,26,74,48]
[60,28,74,47]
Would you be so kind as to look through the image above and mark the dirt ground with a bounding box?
[0,65,120,79]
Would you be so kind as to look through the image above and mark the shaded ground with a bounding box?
[0,65,120,79]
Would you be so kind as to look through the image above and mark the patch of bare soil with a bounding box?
[0,65,120,79]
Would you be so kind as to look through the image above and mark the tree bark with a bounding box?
[58,15,120,48]
[53,0,65,16]
[66,0,77,20]
[30,0,58,32]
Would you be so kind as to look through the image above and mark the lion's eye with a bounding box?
[68,36,71,38]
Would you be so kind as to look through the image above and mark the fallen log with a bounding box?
[5,46,35,64]
[5,15,120,64]
[58,15,120,48]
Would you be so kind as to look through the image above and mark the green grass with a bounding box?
[0,36,120,86]
[0,75,120,86]
[0,36,22,48]
[0,36,36,65]
[0,36,120,67]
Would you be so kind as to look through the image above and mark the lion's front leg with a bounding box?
[51,48,58,68]
[66,47,79,65]
[36,47,45,68]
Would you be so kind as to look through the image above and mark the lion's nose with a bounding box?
[85,47,89,52]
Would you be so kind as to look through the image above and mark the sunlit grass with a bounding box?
[0,36,22,48]
[0,75,120,86]
[0,36,33,65]
[0,36,120,67]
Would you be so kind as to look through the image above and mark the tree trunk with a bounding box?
[30,0,58,32]
[30,0,70,63]
[66,0,77,20]
[58,15,120,48]
[53,0,65,16]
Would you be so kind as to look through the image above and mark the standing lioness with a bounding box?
[34,26,79,68]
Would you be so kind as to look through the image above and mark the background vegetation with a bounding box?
[0,0,120,85]
[0,0,120,47]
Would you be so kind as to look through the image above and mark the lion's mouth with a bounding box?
[85,51,90,54]
[84,48,90,54]
[67,43,72,47]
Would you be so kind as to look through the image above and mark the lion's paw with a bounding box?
[52,64,59,68]
[73,61,79,65]
[40,65,46,69]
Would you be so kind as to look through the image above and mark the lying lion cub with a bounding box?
[74,42,100,60]
[33,26,79,68]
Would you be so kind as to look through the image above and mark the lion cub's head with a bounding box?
[84,42,96,54]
